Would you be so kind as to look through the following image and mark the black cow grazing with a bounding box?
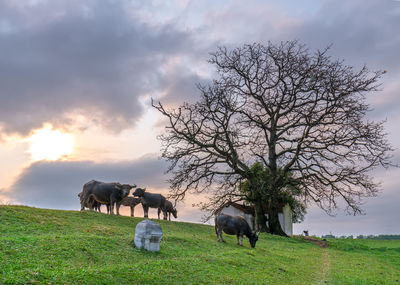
[80,180,135,215]
[132,188,167,220]
[158,200,177,221]
[215,213,259,248]
[116,196,141,217]
[78,192,102,212]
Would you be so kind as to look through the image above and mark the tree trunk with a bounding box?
[267,134,288,237]
[268,197,288,237]
[254,199,269,232]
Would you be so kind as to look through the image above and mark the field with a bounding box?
[0,206,399,284]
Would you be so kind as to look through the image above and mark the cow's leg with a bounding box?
[220,231,226,243]
[237,234,240,245]
[218,229,225,243]
[116,201,121,216]
[130,206,134,217]
[215,226,220,241]
[157,208,161,219]
[87,198,94,211]
[163,207,167,220]
[168,212,171,221]
[109,199,115,215]
[143,205,149,218]
[240,234,243,246]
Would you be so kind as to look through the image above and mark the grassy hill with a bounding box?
[0,206,399,284]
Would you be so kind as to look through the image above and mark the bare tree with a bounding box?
[153,41,393,236]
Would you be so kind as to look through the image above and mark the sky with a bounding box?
[0,0,399,236]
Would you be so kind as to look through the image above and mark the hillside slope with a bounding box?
[0,206,399,284]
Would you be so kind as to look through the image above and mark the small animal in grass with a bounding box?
[158,200,177,221]
[133,188,168,220]
[117,196,141,217]
[78,192,102,212]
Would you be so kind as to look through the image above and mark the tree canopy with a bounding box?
[239,162,306,225]
[153,41,393,235]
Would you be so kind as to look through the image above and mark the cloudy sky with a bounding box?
[0,0,399,236]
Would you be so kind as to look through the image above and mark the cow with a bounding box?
[132,188,167,220]
[78,192,102,212]
[215,213,259,248]
[116,196,141,217]
[158,200,177,221]
[80,180,135,215]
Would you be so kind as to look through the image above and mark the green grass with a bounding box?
[0,206,399,284]
[324,238,400,285]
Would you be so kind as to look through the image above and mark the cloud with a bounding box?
[287,0,399,67]
[0,0,197,136]
[285,0,400,122]
[2,0,399,137]
[159,68,208,106]
[1,156,170,210]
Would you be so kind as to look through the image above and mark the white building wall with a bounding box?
[219,206,236,216]
[282,204,293,236]
[278,212,284,231]
[220,206,253,230]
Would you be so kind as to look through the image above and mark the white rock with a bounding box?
[134,219,163,252]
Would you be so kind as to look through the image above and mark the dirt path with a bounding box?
[317,247,331,284]
[300,237,331,284]
[303,236,328,248]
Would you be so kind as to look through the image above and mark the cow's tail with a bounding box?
[214,216,218,236]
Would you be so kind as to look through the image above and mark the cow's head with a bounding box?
[77,192,84,203]
[133,187,146,197]
[249,231,259,248]
[171,208,178,219]
[115,183,132,198]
